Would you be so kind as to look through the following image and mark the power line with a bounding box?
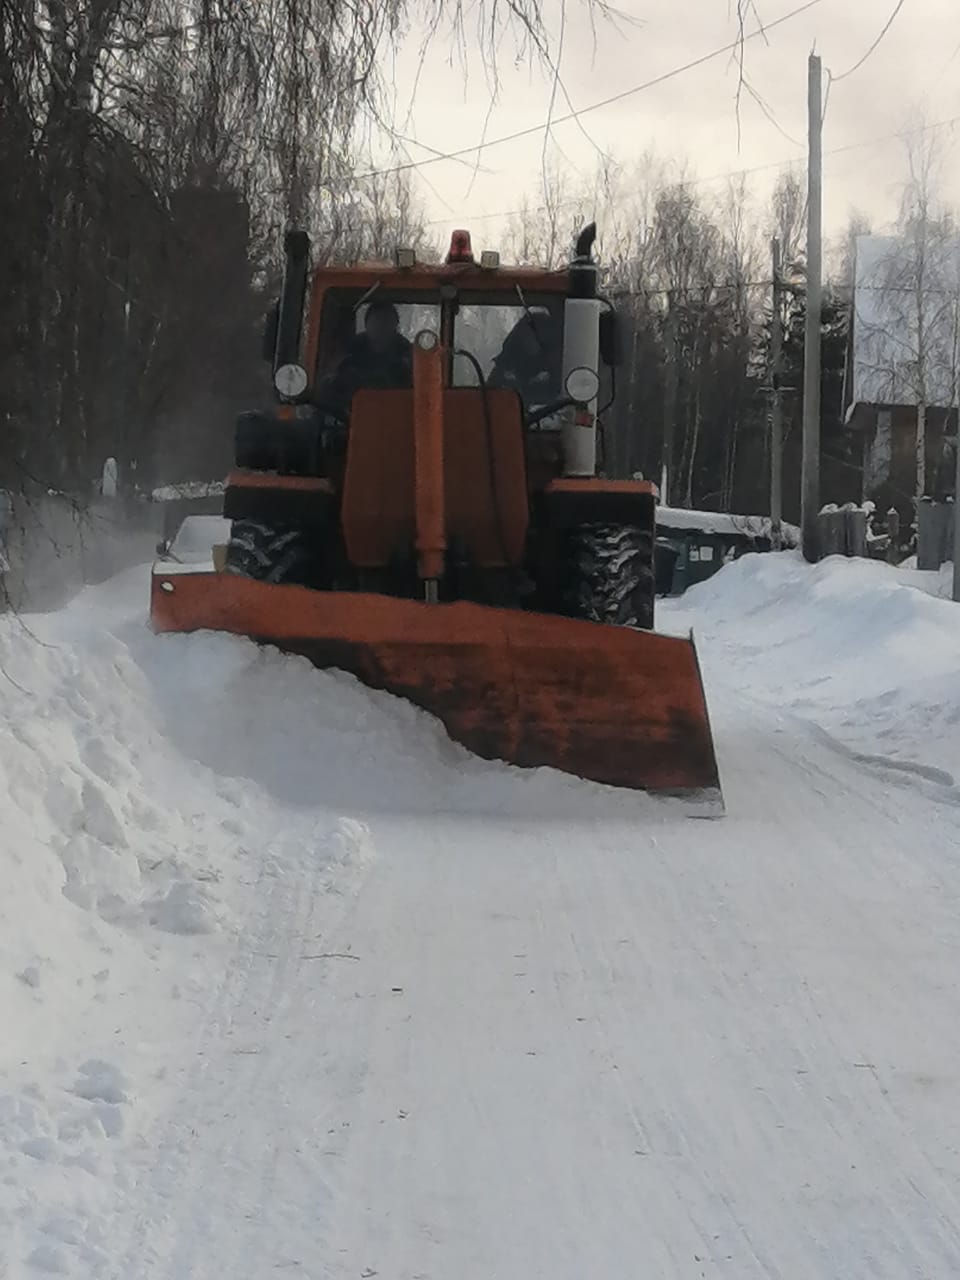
[824,113,960,163]
[424,113,960,230]
[741,80,802,148]
[354,0,825,184]
[831,0,908,82]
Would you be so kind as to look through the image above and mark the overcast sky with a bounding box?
[371,0,960,251]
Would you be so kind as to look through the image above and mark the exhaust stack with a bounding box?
[562,223,602,478]
[273,229,311,380]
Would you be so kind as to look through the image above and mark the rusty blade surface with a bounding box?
[150,568,722,801]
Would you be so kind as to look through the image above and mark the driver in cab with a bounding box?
[488,309,561,406]
[327,300,413,407]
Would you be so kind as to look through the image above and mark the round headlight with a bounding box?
[415,329,440,352]
[565,366,600,404]
[274,363,308,398]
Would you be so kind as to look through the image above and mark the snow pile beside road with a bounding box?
[895,555,954,598]
[0,572,228,943]
[672,550,960,774]
[0,568,383,1273]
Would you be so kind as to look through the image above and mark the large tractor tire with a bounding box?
[567,522,655,631]
[224,519,312,586]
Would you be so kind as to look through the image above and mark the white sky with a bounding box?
[370,0,960,252]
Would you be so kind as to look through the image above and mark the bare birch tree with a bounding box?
[863,127,958,499]
[769,169,806,275]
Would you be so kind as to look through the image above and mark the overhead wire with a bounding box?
[824,0,911,132]
[423,113,960,229]
[823,0,909,124]
[831,0,908,82]
[742,80,803,147]
[541,0,568,213]
[352,0,825,183]
[733,0,775,151]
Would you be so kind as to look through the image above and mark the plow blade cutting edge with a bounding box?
[151,568,722,808]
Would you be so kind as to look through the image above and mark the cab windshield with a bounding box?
[314,287,564,407]
[453,301,563,405]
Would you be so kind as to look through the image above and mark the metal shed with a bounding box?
[656,508,799,596]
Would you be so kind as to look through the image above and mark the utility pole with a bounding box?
[623,319,643,480]
[662,291,678,506]
[802,52,823,563]
[950,295,960,602]
[770,237,784,551]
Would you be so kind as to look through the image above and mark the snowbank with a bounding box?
[0,568,386,1271]
[668,549,960,774]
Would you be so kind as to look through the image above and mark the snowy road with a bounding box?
[4,554,960,1277]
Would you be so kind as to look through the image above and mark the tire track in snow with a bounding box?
[109,743,960,1279]
[104,843,277,1279]
[106,836,299,1279]
[221,824,381,1279]
[554,825,801,1277]
[160,839,324,1279]
[546,843,738,1277]
[105,819,375,1280]
[699,694,960,1275]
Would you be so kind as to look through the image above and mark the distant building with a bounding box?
[845,234,958,521]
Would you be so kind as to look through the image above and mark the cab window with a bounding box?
[452,302,563,404]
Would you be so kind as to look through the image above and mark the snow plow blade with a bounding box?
[151,568,721,804]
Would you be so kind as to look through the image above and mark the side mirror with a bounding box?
[262,299,280,363]
[599,308,623,367]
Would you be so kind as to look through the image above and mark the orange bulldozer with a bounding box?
[150,224,722,808]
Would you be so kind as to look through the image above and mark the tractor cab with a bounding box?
[268,229,611,429]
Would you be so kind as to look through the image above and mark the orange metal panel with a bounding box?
[413,342,446,581]
[150,571,721,800]
[443,389,528,567]
[340,391,416,568]
[340,387,528,571]
[545,478,660,499]
[227,469,333,494]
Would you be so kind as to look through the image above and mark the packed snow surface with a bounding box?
[2,551,960,1277]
